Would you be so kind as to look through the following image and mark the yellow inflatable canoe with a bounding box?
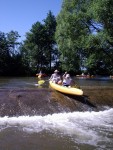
[49,81,83,96]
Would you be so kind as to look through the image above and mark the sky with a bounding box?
[0,0,63,41]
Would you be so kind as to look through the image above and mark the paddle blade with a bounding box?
[38,80,45,85]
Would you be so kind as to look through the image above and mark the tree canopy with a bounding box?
[21,11,58,74]
[0,1,113,76]
[55,0,113,75]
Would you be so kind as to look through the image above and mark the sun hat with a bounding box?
[54,69,59,73]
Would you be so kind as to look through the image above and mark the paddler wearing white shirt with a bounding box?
[62,73,72,87]
[49,70,62,84]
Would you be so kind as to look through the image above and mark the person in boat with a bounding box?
[62,73,72,87]
[37,70,43,79]
[49,69,62,84]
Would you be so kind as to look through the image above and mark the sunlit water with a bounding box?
[0,76,113,149]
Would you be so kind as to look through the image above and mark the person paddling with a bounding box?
[62,73,72,87]
[49,70,62,85]
[38,70,42,79]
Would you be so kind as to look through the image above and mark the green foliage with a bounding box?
[6,30,21,55]
[0,31,25,76]
[55,0,91,72]
[0,11,58,76]
[55,0,113,75]
[0,32,10,75]
[21,11,58,73]
[1,1,113,76]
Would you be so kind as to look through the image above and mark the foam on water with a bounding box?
[0,108,113,146]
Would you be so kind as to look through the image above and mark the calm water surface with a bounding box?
[0,76,113,150]
[0,76,113,88]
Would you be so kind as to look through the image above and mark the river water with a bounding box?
[0,76,113,150]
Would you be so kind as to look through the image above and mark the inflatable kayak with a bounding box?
[49,81,83,96]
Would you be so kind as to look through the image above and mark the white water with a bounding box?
[0,108,113,147]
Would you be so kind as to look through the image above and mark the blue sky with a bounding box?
[0,0,62,41]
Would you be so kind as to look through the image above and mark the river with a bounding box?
[0,76,113,150]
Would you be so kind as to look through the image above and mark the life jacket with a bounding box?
[63,78,72,86]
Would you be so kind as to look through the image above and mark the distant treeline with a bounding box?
[0,0,113,76]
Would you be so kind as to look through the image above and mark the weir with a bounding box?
[0,85,113,150]
[0,87,113,117]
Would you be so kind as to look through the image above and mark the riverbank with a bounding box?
[0,87,113,116]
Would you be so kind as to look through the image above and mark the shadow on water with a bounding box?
[50,89,98,112]
[62,93,96,108]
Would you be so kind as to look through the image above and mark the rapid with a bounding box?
[0,76,113,150]
[0,109,113,149]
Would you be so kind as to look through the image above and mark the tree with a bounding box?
[55,0,113,74]
[79,0,113,74]
[55,0,90,72]
[43,11,57,70]
[6,30,21,55]
[0,32,10,75]
[21,21,48,73]
[21,11,57,73]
